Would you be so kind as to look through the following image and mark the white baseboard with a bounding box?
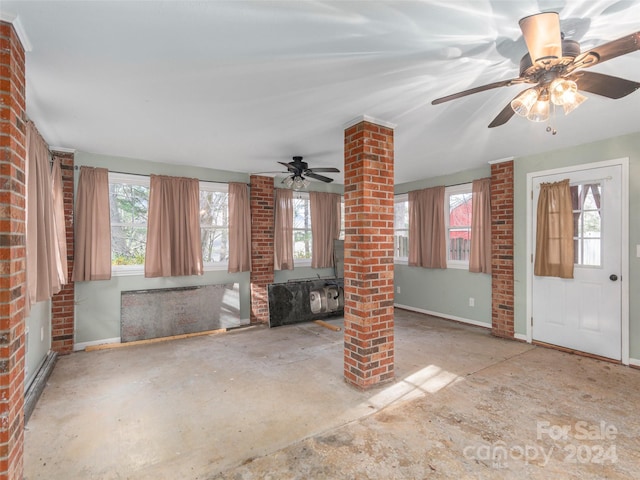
[74,337,121,352]
[629,358,640,368]
[514,333,528,342]
[394,304,490,329]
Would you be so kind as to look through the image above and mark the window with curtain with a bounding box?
[445,184,472,267]
[274,188,294,270]
[293,192,312,262]
[25,121,66,309]
[469,178,492,274]
[108,173,230,274]
[571,183,601,266]
[309,191,341,268]
[228,182,251,273]
[73,166,112,282]
[534,179,574,279]
[408,186,446,269]
[144,175,203,278]
[394,194,409,261]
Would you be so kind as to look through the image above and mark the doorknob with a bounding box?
[609,274,618,281]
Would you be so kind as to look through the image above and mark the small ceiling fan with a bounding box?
[431,12,640,130]
[278,156,340,190]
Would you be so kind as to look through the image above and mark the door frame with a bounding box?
[525,157,629,365]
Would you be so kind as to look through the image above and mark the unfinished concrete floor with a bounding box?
[25,309,640,479]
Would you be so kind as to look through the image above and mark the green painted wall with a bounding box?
[394,165,493,325]
[25,300,51,388]
[513,132,640,359]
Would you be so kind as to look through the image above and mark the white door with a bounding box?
[532,164,622,360]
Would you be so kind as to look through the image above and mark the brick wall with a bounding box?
[0,20,26,480]
[343,120,395,389]
[249,175,274,324]
[51,151,74,354]
[490,160,515,338]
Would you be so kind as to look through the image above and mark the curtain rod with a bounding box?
[74,166,250,186]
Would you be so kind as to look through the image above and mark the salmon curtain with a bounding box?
[73,166,112,281]
[144,175,203,277]
[469,177,492,273]
[228,182,251,273]
[25,122,64,309]
[274,188,294,270]
[310,191,341,268]
[534,179,574,279]
[408,186,446,269]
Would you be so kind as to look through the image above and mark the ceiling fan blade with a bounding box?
[487,94,520,128]
[519,12,562,64]
[306,167,340,173]
[432,79,523,105]
[574,31,640,67]
[278,161,297,172]
[571,71,640,99]
[305,172,334,183]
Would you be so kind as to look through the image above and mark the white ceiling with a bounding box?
[3,1,640,184]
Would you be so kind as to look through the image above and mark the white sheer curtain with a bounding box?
[274,188,294,270]
[228,182,251,273]
[310,192,341,268]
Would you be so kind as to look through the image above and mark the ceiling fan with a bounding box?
[278,156,340,190]
[431,12,640,131]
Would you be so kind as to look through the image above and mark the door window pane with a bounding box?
[571,183,601,267]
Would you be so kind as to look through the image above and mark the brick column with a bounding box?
[51,151,75,354]
[249,175,274,324]
[343,118,395,389]
[490,159,515,338]
[0,20,27,480]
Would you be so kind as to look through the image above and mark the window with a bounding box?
[109,173,149,271]
[445,184,472,267]
[293,192,312,262]
[571,183,601,266]
[394,194,408,261]
[199,182,229,267]
[108,173,230,274]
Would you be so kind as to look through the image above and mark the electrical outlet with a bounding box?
[396,286,401,294]
[469,297,475,307]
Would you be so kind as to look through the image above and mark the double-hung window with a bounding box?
[292,192,312,264]
[445,183,472,268]
[109,173,149,274]
[199,182,229,269]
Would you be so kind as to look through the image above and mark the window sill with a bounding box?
[112,263,231,277]
[447,261,469,270]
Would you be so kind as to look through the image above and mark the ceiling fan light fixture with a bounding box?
[561,90,588,115]
[527,96,550,122]
[550,78,578,105]
[511,88,539,116]
[292,176,309,190]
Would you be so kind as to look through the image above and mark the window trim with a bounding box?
[199,181,229,271]
[445,183,472,269]
[109,172,149,276]
[292,191,312,267]
[394,193,409,264]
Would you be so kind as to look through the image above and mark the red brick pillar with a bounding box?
[0,20,27,480]
[51,151,75,353]
[343,118,395,389]
[490,159,515,338]
[249,175,274,324]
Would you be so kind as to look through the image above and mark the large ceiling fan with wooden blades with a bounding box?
[432,12,640,129]
[278,156,340,189]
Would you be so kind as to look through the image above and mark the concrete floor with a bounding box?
[25,309,640,479]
